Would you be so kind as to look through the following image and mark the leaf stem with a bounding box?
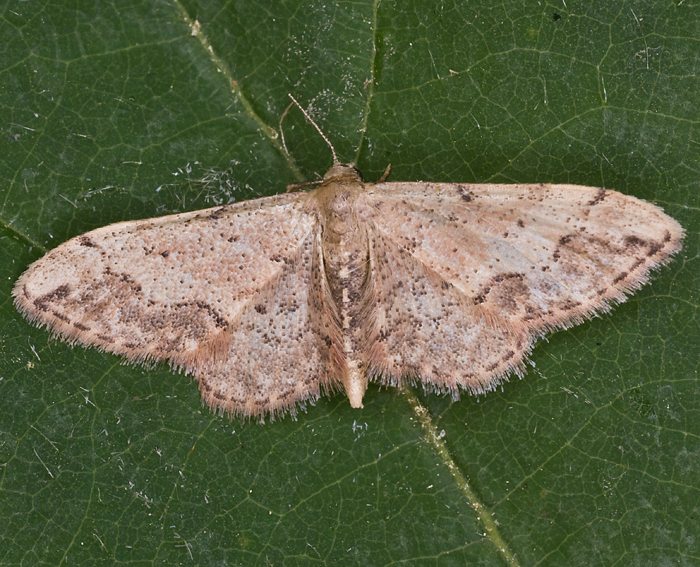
[173,1,305,182]
[404,388,521,567]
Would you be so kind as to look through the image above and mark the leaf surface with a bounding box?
[1,1,697,565]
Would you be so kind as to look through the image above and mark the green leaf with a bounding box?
[1,1,697,565]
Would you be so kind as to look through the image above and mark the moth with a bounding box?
[13,99,684,418]
[13,159,683,418]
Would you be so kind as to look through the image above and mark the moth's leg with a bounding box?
[377,164,392,183]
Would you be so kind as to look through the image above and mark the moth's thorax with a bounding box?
[315,177,368,288]
[322,163,362,184]
[314,165,365,241]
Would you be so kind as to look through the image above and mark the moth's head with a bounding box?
[323,163,362,184]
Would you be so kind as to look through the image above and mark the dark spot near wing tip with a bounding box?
[646,241,663,257]
[160,250,170,257]
[624,234,664,257]
[587,188,607,206]
[613,272,628,284]
[457,185,474,202]
[624,235,646,248]
[663,230,672,243]
[78,236,97,247]
[254,304,267,314]
[34,284,71,311]
[517,219,525,228]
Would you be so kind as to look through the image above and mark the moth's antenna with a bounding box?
[287,94,339,164]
